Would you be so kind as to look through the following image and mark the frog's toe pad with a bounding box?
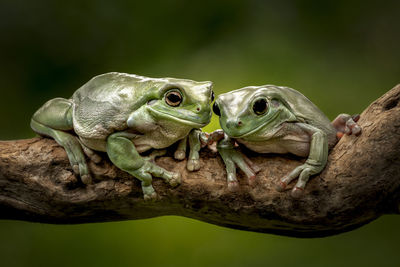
[72,164,80,175]
[251,164,262,174]
[142,185,158,200]
[274,181,287,192]
[81,174,93,185]
[248,175,256,186]
[334,114,362,139]
[350,124,362,136]
[227,180,239,191]
[187,159,200,172]
[91,154,102,164]
[168,173,182,187]
[144,192,159,201]
[174,150,186,161]
[291,187,304,198]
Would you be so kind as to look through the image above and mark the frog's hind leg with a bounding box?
[332,114,361,139]
[30,98,92,184]
[106,132,181,200]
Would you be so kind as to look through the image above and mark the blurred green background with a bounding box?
[1,0,399,266]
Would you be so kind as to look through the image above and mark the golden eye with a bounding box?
[253,98,268,115]
[165,90,182,107]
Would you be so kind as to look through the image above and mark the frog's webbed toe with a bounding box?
[57,134,92,184]
[149,160,182,186]
[31,119,93,185]
[30,98,93,185]
[53,134,93,185]
[217,136,258,188]
[79,143,102,164]
[276,163,321,198]
[332,113,362,139]
[142,184,158,201]
[135,160,182,198]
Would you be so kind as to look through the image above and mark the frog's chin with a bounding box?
[147,107,209,128]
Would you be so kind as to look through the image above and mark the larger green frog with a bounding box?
[31,72,214,199]
[211,85,361,197]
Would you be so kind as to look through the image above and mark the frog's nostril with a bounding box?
[196,107,200,112]
[226,119,241,129]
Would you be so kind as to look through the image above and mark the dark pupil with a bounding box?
[213,102,221,116]
[167,93,181,103]
[253,99,268,114]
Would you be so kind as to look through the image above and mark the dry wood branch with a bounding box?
[1,85,400,237]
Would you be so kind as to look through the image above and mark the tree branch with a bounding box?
[1,85,400,237]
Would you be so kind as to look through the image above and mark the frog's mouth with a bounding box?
[148,107,209,128]
[226,111,281,139]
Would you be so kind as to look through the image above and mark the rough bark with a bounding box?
[1,85,400,238]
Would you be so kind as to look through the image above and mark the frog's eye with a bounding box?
[211,91,215,102]
[165,90,183,107]
[253,98,268,115]
[213,102,221,116]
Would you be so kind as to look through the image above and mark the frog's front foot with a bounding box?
[275,161,323,198]
[173,130,206,171]
[332,114,362,139]
[217,138,258,189]
[186,129,207,172]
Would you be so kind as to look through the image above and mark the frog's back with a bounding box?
[263,85,337,145]
[71,72,153,141]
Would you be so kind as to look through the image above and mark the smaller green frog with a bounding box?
[211,85,361,197]
[31,72,214,199]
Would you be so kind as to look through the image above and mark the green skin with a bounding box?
[212,85,361,198]
[31,72,214,200]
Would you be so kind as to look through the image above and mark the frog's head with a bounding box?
[144,77,214,128]
[213,85,297,139]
